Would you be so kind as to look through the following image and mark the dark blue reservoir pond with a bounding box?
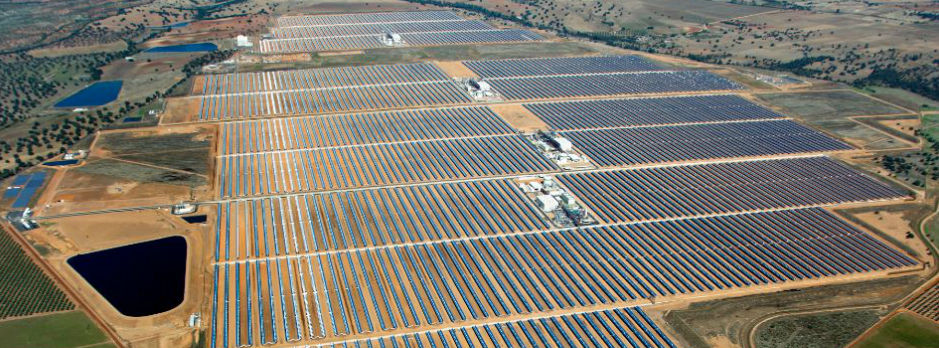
[54,80,123,108]
[145,42,217,53]
[43,159,79,166]
[68,236,187,317]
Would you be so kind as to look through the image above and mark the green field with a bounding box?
[863,86,939,112]
[854,313,939,348]
[921,114,939,140]
[0,311,112,348]
[755,90,911,150]
[755,90,908,120]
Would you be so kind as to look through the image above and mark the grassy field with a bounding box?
[75,158,206,187]
[754,309,884,348]
[96,131,211,155]
[924,214,939,264]
[95,130,212,176]
[116,150,211,176]
[755,90,911,150]
[0,311,112,348]
[921,114,939,140]
[0,1,146,52]
[756,91,908,119]
[854,313,939,348]
[863,86,939,112]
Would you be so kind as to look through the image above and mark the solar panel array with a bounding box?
[210,208,913,347]
[260,11,542,53]
[463,55,665,78]
[200,11,918,348]
[4,172,46,208]
[215,179,550,260]
[277,11,463,27]
[524,94,784,130]
[260,36,389,52]
[458,55,741,100]
[218,135,559,198]
[218,106,514,155]
[314,308,676,348]
[270,20,494,39]
[557,157,905,223]
[259,30,543,53]
[196,63,476,121]
[401,29,543,46]
[563,120,852,166]
[487,71,743,100]
[198,81,472,121]
[197,63,450,95]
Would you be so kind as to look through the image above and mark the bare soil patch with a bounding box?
[435,60,478,78]
[489,103,548,132]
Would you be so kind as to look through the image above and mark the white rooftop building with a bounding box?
[172,203,197,215]
[382,32,404,46]
[236,35,253,47]
[536,195,558,213]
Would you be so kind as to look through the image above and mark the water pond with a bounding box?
[144,42,217,53]
[54,81,123,108]
[68,236,187,317]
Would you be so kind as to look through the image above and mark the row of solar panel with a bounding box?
[217,135,558,198]
[312,308,676,348]
[217,106,514,155]
[403,30,542,46]
[463,55,664,78]
[270,20,494,39]
[276,11,463,28]
[487,71,743,100]
[197,81,472,121]
[215,179,548,261]
[523,94,784,130]
[562,120,851,166]
[258,30,543,53]
[196,63,449,95]
[557,156,906,223]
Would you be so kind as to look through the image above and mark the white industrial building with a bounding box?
[236,35,253,47]
[382,32,404,46]
[536,195,559,213]
[554,136,574,152]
